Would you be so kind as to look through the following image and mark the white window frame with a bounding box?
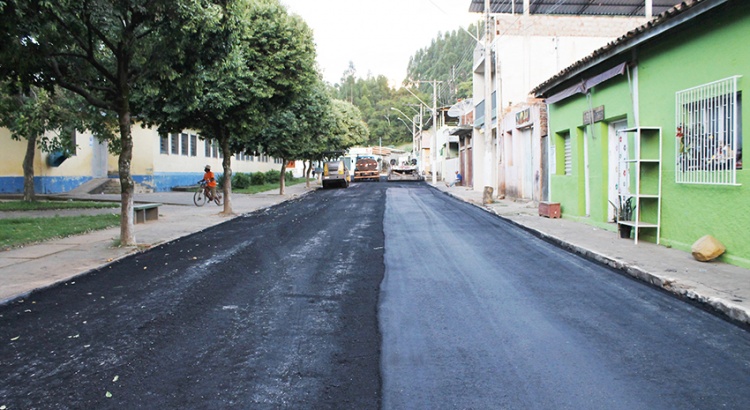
[675,76,741,185]
[564,133,572,175]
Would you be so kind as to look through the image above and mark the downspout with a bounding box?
[546,105,552,202]
[584,91,595,217]
[632,65,640,128]
[628,48,640,128]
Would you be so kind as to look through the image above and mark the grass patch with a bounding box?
[0,214,120,249]
[233,178,308,194]
[0,200,119,211]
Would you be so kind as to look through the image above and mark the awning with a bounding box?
[449,126,473,137]
[545,62,627,104]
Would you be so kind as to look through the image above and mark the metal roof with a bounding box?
[532,0,731,97]
[469,0,681,16]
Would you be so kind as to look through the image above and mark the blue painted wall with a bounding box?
[0,176,93,194]
[0,173,223,194]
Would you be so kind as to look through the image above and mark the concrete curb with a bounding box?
[433,185,750,328]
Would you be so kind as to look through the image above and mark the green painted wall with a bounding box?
[549,76,635,228]
[637,6,750,268]
[547,4,750,268]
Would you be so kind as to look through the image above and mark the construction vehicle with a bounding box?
[387,158,422,182]
[353,156,380,182]
[321,151,351,189]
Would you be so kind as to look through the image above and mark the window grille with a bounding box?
[170,133,179,155]
[204,139,211,157]
[675,76,741,185]
[564,133,572,175]
[160,135,169,154]
[180,133,189,156]
[190,135,197,157]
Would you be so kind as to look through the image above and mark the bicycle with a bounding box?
[194,180,223,206]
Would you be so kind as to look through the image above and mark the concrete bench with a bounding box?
[133,203,161,224]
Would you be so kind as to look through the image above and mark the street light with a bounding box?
[390,107,416,127]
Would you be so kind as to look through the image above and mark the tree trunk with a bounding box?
[118,109,136,246]
[303,160,309,188]
[305,159,312,188]
[220,134,234,216]
[279,160,287,195]
[22,134,37,202]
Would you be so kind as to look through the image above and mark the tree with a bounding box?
[0,0,221,245]
[140,0,318,213]
[253,78,332,195]
[328,100,369,151]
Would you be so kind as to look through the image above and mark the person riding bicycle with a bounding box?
[201,165,217,200]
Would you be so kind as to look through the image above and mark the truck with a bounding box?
[353,156,379,182]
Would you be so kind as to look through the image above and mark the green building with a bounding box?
[533,0,750,268]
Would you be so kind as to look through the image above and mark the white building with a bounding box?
[469,0,670,200]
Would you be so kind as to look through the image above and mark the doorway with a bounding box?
[91,136,108,178]
[608,121,628,221]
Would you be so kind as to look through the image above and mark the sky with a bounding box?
[280,0,480,87]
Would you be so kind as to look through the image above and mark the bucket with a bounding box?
[618,223,632,239]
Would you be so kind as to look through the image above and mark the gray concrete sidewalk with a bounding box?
[433,183,750,327]
[0,182,318,304]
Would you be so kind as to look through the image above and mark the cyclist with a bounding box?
[202,165,218,200]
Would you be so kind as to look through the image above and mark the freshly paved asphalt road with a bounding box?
[2,181,750,409]
[380,184,750,409]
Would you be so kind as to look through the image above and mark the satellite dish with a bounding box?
[447,99,473,118]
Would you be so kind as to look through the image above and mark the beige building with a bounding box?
[0,125,296,194]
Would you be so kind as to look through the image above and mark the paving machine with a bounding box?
[387,158,422,182]
[321,150,351,189]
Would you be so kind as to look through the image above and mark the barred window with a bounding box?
[160,135,169,154]
[180,133,189,156]
[170,133,179,155]
[204,139,211,157]
[563,133,572,175]
[190,135,197,157]
[676,76,742,185]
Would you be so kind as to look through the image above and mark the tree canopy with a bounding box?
[330,23,479,148]
[139,0,318,213]
[0,0,224,245]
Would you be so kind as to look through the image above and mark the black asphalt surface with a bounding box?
[2,181,750,409]
[1,182,386,409]
[380,184,750,409]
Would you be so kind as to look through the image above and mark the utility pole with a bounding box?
[483,0,494,190]
[405,81,440,184]
[432,79,438,185]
